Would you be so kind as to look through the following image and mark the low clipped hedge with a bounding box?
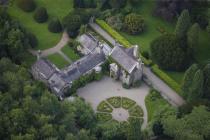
[96,19,131,48]
[151,65,182,94]
[107,97,121,108]
[122,97,136,109]
[96,113,112,122]
[129,105,144,117]
[97,101,113,113]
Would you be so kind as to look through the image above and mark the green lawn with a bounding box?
[145,90,170,122]
[119,1,210,83]
[47,53,69,69]
[61,46,80,61]
[119,1,174,52]
[8,0,73,50]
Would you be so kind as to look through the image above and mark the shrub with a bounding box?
[34,7,48,23]
[142,51,149,59]
[124,13,145,35]
[122,83,130,89]
[109,0,126,9]
[48,18,63,33]
[151,65,182,94]
[17,0,36,12]
[106,15,123,31]
[27,32,38,48]
[121,97,136,109]
[132,80,142,88]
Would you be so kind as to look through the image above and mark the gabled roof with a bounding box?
[32,59,56,79]
[110,45,138,74]
[78,33,98,53]
[63,52,106,82]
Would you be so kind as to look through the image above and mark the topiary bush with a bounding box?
[124,13,145,35]
[27,32,38,48]
[17,0,36,12]
[34,7,48,23]
[48,18,63,33]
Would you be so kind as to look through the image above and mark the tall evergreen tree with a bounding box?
[175,9,191,39]
[187,23,200,50]
[203,64,210,99]
[188,70,204,101]
[181,64,199,98]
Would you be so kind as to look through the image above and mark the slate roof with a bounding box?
[63,52,106,82]
[78,33,98,53]
[32,59,56,79]
[110,45,138,74]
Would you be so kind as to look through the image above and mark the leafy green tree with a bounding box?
[181,64,199,98]
[206,21,210,34]
[73,0,96,8]
[109,0,127,9]
[162,106,210,140]
[124,13,145,35]
[187,23,200,50]
[27,32,38,48]
[128,119,142,140]
[150,34,190,71]
[129,0,140,5]
[34,7,48,23]
[175,9,191,39]
[203,64,210,99]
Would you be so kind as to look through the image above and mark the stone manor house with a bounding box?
[31,33,144,99]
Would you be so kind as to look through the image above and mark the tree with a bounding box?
[152,121,164,136]
[48,18,63,33]
[63,13,82,38]
[109,0,127,9]
[188,70,204,101]
[128,119,142,140]
[129,0,141,5]
[73,0,96,8]
[207,21,210,34]
[150,34,190,71]
[187,23,200,50]
[124,13,145,35]
[162,106,210,140]
[34,7,48,23]
[203,64,210,99]
[181,64,199,98]
[27,32,38,48]
[17,0,36,12]
[175,10,191,39]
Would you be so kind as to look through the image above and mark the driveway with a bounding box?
[76,76,150,129]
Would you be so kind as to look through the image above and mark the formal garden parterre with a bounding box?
[96,96,144,125]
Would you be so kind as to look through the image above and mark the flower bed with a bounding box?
[96,113,112,122]
[107,97,121,108]
[129,105,144,117]
[97,101,113,113]
[121,97,136,109]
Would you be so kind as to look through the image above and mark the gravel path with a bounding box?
[29,32,70,57]
[76,76,150,129]
[89,22,186,107]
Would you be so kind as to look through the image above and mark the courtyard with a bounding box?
[75,76,150,129]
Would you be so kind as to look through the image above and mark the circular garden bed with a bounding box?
[96,96,144,125]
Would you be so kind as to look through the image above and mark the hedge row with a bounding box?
[96,19,152,66]
[96,19,131,48]
[151,65,182,94]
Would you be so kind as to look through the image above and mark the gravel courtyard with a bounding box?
[76,76,150,129]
